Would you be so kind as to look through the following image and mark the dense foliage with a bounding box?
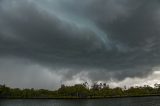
[0,83,160,99]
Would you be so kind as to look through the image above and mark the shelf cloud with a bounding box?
[0,0,160,89]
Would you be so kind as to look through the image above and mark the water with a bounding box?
[1,96,160,106]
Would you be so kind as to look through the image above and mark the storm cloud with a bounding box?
[0,0,160,89]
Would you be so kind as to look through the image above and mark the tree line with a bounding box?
[1,83,160,99]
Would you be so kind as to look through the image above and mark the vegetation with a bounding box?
[1,83,160,99]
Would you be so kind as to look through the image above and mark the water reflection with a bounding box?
[0,96,160,106]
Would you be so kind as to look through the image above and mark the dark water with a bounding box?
[1,96,160,106]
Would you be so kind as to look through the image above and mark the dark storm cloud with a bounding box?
[0,0,160,84]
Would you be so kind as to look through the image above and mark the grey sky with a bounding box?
[0,0,160,89]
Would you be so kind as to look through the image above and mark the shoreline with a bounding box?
[1,95,160,100]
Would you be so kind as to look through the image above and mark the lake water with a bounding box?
[1,96,160,106]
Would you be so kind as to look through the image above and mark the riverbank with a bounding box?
[1,94,160,99]
[1,84,160,99]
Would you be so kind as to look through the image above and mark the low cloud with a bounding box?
[0,0,160,89]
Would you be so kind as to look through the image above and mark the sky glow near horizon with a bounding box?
[0,0,160,90]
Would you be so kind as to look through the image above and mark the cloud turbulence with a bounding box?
[0,0,160,89]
